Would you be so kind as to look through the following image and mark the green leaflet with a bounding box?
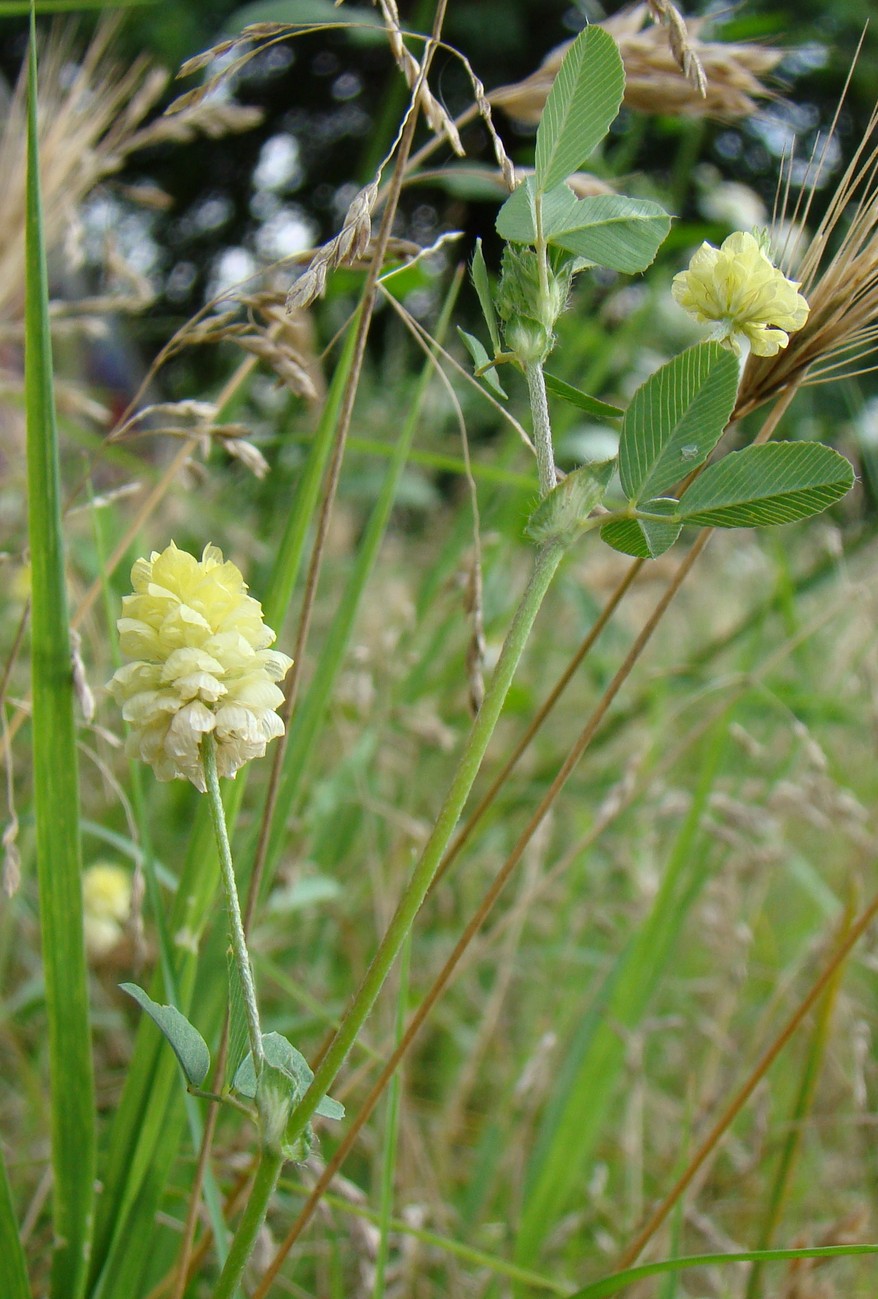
[534,26,625,193]
[618,342,740,503]
[677,442,856,527]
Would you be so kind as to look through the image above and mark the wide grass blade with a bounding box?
[0,1145,30,1299]
[24,12,95,1296]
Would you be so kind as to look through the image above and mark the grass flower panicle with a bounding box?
[672,230,809,357]
[109,542,292,790]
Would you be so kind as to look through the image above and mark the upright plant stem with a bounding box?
[525,361,557,497]
[286,537,565,1147]
[211,1148,284,1299]
[202,735,264,1074]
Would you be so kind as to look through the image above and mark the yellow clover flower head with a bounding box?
[671,230,809,357]
[109,542,292,790]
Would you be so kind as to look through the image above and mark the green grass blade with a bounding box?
[567,1244,878,1298]
[516,724,728,1268]
[24,13,95,1296]
[0,1144,31,1299]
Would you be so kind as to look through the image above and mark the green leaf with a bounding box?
[619,342,740,503]
[496,178,575,247]
[526,460,614,545]
[543,371,623,420]
[601,499,682,558]
[120,983,211,1088]
[0,1144,30,1299]
[535,26,625,193]
[25,16,96,1297]
[676,442,856,528]
[457,327,507,398]
[567,1245,878,1299]
[497,179,670,273]
[544,194,671,272]
[233,1032,345,1120]
[471,238,501,354]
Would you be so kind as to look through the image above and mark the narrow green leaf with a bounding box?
[601,499,681,558]
[677,442,856,528]
[25,13,95,1296]
[120,983,211,1088]
[535,26,624,193]
[543,372,623,420]
[619,343,740,503]
[457,327,507,398]
[471,238,501,354]
[567,1245,878,1299]
[0,1145,30,1299]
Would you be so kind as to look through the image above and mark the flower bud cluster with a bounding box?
[496,245,572,365]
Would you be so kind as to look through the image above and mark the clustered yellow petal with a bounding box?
[109,542,292,790]
[671,230,809,357]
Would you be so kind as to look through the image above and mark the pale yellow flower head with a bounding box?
[83,862,131,957]
[109,542,292,790]
[671,230,809,357]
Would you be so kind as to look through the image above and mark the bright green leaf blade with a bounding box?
[0,1145,30,1299]
[619,342,740,503]
[545,194,671,273]
[120,983,211,1088]
[601,499,681,557]
[677,442,856,527]
[535,26,624,193]
[567,1245,878,1299]
[543,371,623,419]
[496,177,573,247]
[25,17,96,1298]
[471,238,501,354]
[457,328,507,398]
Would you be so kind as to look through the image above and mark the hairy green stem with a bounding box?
[211,1147,284,1299]
[525,361,557,498]
[285,537,565,1147]
[202,735,264,1074]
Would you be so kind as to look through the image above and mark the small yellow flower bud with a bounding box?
[109,542,292,790]
[672,230,809,357]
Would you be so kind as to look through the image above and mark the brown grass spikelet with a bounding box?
[491,3,781,125]
[737,99,878,418]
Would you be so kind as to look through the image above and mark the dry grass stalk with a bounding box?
[491,3,781,125]
[0,20,260,330]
